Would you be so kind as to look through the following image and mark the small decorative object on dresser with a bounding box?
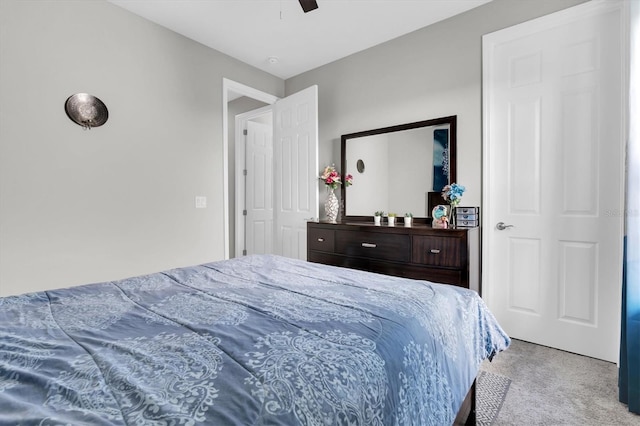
[374,211,384,226]
[319,165,353,223]
[387,213,397,227]
[324,188,339,223]
[404,213,413,227]
[441,183,465,227]
[456,207,480,227]
[432,205,450,229]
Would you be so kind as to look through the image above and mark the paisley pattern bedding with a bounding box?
[0,254,510,425]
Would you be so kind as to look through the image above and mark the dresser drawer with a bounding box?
[336,231,410,262]
[308,227,335,253]
[412,235,463,268]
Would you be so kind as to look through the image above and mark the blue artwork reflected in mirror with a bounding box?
[433,128,449,191]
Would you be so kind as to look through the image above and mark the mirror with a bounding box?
[341,115,456,219]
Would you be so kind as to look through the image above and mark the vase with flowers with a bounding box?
[320,165,353,223]
[441,183,465,227]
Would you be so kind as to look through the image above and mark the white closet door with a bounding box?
[482,1,625,362]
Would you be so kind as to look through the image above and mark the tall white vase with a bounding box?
[325,188,339,223]
[448,204,456,228]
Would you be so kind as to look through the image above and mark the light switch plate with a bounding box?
[195,196,207,208]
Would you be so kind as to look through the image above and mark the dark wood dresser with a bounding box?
[307,221,480,293]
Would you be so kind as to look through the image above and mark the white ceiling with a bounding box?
[109,0,492,80]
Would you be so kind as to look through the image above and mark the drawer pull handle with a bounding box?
[317,238,325,242]
[430,249,441,254]
[361,242,377,248]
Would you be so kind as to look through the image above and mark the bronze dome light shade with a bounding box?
[64,93,108,130]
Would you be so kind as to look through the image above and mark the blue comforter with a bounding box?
[0,255,509,425]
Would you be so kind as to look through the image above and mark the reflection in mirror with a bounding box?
[341,116,456,219]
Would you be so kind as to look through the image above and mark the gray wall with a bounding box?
[0,0,283,296]
[285,0,588,211]
[0,0,589,296]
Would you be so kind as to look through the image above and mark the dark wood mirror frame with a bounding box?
[340,115,457,223]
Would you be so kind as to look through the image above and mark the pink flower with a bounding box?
[319,165,353,190]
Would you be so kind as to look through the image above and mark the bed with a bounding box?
[0,254,509,425]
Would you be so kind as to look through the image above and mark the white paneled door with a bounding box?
[245,120,274,256]
[483,1,626,362]
[273,86,319,260]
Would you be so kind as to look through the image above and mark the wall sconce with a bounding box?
[65,93,108,130]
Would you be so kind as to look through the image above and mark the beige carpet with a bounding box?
[480,339,640,425]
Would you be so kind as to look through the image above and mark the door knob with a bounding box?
[496,222,514,230]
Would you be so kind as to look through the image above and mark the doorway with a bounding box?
[223,80,319,261]
[222,79,277,259]
[235,106,274,258]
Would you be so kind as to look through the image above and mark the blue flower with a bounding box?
[442,183,465,206]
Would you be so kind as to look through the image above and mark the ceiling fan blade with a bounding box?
[299,0,318,13]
